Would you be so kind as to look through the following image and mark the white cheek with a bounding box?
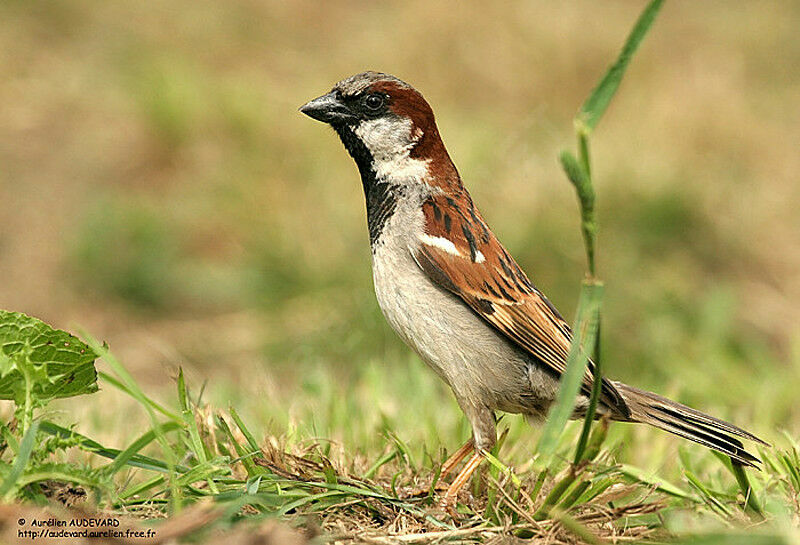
[354,118,413,158]
[354,118,430,182]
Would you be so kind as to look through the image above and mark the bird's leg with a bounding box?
[438,405,495,518]
[439,439,474,481]
[440,451,485,518]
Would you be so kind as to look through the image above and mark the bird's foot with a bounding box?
[438,494,461,520]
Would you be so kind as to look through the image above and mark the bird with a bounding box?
[299,71,766,514]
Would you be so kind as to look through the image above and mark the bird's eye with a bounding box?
[364,94,385,111]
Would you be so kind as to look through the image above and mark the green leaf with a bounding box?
[536,280,603,460]
[0,310,99,403]
[0,350,13,376]
[576,0,664,133]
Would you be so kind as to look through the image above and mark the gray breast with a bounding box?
[370,201,561,416]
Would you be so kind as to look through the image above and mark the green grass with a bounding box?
[2,338,798,543]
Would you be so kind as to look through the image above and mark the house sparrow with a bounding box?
[300,71,766,513]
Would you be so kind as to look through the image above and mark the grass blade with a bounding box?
[177,368,219,493]
[363,450,397,480]
[118,475,165,501]
[99,371,179,421]
[104,426,182,476]
[39,420,185,473]
[0,420,38,499]
[711,451,764,520]
[576,0,664,133]
[617,463,698,501]
[216,413,260,477]
[229,407,260,453]
[536,280,603,460]
[84,335,183,510]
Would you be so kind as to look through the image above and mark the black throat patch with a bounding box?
[333,125,398,245]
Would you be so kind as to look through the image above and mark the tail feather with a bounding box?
[612,382,768,468]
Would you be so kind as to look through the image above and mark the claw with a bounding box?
[439,494,461,520]
[438,452,485,520]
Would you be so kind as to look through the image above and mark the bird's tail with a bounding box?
[611,381,768,467]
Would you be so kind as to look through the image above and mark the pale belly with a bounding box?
[370,239,560,416]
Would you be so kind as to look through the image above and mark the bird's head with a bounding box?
[300,72,457,188]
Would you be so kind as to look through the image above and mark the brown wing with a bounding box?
[414,193,628,417]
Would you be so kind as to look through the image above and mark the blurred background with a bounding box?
[0,1,798,466]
